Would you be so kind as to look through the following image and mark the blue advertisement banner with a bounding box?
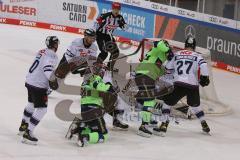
[97,2,154,41]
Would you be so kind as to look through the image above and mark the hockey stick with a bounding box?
[78,40,143,68]
[55,41,143,79]
[108,40,143,62]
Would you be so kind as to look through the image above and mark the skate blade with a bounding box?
[76,140,88,147]
[17,131,25,136]
[71,134,79,141]
[137,131,152,138]
[65,132,77,140]
[65,132,71,139]
[21,138,37,145]
[65,124,78,139]
[77,140,84,147]
[202,131,211,136]
[112,126,128,131]
[153,131,166,137]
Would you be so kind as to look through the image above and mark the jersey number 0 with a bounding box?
[29,51,44,73]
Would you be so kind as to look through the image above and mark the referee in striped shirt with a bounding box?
[96,2,127,72]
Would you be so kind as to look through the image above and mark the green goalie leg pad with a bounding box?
[140,100,155,123]
[88,132,99,144]
[140,111,152,123]
[81,127,91,135]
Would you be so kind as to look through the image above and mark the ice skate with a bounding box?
[137,123,152,138]
[18,120,28,136]
[22,129,38,145]
[113,119,129,131]
[153,121,169,137]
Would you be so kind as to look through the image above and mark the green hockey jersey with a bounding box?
[81,75,111,107]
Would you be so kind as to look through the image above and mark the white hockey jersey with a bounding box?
[166,49,209,87]
[64,38,98,65]
[26,48,58,89]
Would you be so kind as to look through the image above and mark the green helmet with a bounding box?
[156,40,170,53]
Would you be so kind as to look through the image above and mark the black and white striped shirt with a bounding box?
[96,12,126,35]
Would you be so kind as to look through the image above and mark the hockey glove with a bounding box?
[49,78,59,90]
[106,82,120,93]
[199,75,210,87]
[47,88,53,95]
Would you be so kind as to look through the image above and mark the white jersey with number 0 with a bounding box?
[26,48,58,89]
[166,49,209,87]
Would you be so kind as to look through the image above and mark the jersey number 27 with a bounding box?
[176,60,193,75]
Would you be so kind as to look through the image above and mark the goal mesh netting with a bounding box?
[140,38,231,116]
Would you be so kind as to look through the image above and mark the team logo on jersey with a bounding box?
[106,24,118,30]
[80,52,88,57]
[185,25,196,39]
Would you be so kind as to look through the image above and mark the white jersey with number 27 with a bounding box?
[166,49,209,87]
[26,48,58,89]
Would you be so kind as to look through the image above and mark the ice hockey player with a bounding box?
[55,28,128,130]
[55,28,98,79]
[153,36,211,136]
[95,2,127,72]
[134,40,173,137]
[18,36,60,145]
[102,70,129,130]
[66,63,118,147]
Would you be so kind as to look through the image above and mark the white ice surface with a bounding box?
[0,24,240,160]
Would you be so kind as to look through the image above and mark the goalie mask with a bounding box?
[154,40,170,53]
[154,40,173,60]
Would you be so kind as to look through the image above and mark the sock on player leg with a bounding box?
[22,103,34,123]
[191,106,205,122]
[28,108,47,133]
[162,103,171,122]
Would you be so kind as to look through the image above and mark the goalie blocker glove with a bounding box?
[199,75,210,87]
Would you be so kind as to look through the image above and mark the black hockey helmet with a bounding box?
[185,36,196,50]
[45,36,59,49]
[84,29,96,37]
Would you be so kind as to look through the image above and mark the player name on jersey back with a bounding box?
[26,48,58,89]
[175,55,198,61]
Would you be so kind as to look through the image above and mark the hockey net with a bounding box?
[140,38,231,116]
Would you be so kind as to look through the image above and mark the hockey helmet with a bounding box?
[185,36,196,50]
[45,36,59,49]
[84,29,96,37]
